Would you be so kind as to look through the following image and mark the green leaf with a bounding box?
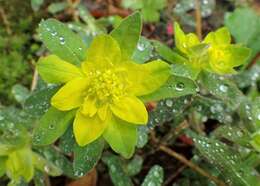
[199,71,244,110]
[103,116,137,159]
[11,84,30,105]
[140,75,197,102]
[59,126,75,154]
[0,120,29,155]
[132,37,153,64]
[252,97,260,128]
[141,165,164,186]
[171,63,200,80]
[36,146,74,178]
[6,147,34,182]
[224,8,260,59]
[48,2,68,14]
[38,19,87,65]
[0,156,7,177]
[33,107,75,146]
[102,154,133,186]
[73,138,104,177]
[189,132,260,186]
[137,126,149,148]
[110,12,142,60]
[31,0,44,11]
[37,55,83,84]
[126,155,143,176]
[213,125,250,146]
[153,40,188,64]
[32,152,62,176]
[24,86,59,117]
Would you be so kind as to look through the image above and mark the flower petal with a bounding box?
[174,22,200,53]
[51,78,89,111]
[103,115,137,158]
[37,55,83,83]
[124,60,171,96]
[111,96,148,124]
[98,104,109,121]
[84,35,121,67]
[81,96,98,117]
[203,27,231,46]
[73,111,108,146]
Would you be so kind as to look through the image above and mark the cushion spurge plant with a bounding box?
[37,34,171,158]
[173,22,251,77]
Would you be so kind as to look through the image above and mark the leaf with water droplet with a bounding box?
[36,146,75,178]
[199,71,244,110]
[11,84,30,105]
[188,131,260,186]
[140,75,197,102]
[73,138,104,177]
[38,19,87,66]
[32,152,62,176]
[132,37,153,64]
[126,155,143,176]
[102,154,133,186]
[141,165,164,186]
[33,107,76,146]
[24,86,59,117]
[137,126,149,148]
[59,125,75,154]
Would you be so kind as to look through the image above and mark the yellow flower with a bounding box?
[37,34,170,157]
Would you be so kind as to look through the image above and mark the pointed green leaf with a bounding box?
[37,55,83,84]
[103,116,137,159]
[32,152,62,176]
[153,40,188,64]
[6,147,34,182]
[11,84,30,105]
[24,86,59,117]
[0,157,7,177]
[110,12,142,60]
[126,155,143,176]
[140,75,197,102]
[33,107,75,146]
[189,132,260,186]
[102,154,133,186]
[199,71,244,109]
[59,126,75,154]
[141,165,164,186]
[38,19,87,65]
[73,138,104,177]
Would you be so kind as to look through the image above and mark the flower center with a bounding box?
[87,69,126,102]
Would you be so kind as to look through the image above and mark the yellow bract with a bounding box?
[174,23,251,75]
[37,34,171,151]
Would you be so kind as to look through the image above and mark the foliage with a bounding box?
[1,1,260,186]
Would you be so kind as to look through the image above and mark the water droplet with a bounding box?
[165,99,173,107]
[257,114,260,120]
[44,166,50,173]
[175,82,185,91]
[59,37,65,45]
[51,31,57,36]
[219,84,228,92]
[49,124,55,129]
[137,43,145,51]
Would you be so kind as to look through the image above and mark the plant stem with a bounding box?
[31,68,38,91]
[195,0,202,40]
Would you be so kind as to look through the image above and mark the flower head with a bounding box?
[173,22,251,75]
[37,34,170,157]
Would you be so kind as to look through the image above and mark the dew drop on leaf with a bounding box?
[59,37,65,45]
[165,99,173,107]
[175,82,185,91]
[219,84,228,92]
